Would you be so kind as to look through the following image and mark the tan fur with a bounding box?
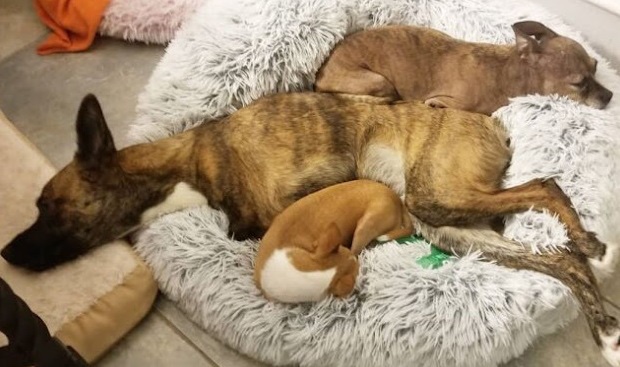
[254,180,412,301]
[315,22,613,114]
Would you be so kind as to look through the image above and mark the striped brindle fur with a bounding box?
[2,92,619,365]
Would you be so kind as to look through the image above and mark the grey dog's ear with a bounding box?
[512,21,558,40]
[512,21,558,55]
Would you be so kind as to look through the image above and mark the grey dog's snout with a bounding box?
[601,89,613,107]
[591,79,613,108]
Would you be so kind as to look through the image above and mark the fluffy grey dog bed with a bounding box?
[130,0,620,366]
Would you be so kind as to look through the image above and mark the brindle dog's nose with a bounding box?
[0,244,16,263]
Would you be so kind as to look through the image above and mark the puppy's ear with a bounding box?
[75,94,117,170]
[330,273,356,297]
[330,255,358,297]
[314,223,343,258]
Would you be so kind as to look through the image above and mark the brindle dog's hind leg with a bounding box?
[408,178,606,260]
[412,220,620,363]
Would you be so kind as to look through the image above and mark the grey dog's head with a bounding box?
[512,21,612,109]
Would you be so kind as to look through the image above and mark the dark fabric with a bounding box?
[0,277,89,367]
[0,346,32,367]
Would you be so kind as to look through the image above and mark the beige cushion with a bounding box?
[0,110,157,362]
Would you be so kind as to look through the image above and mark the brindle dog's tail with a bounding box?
[412,216,620,366]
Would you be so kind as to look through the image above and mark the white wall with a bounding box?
[532,0,620,71]
[582,0,620,17]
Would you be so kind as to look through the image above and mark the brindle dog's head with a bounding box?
[512,21,613,108]
[2,95,144,271]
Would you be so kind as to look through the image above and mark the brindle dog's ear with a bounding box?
[512,21,558,55]
[75,94,117,170]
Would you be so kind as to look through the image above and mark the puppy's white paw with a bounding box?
[601,329,620,367]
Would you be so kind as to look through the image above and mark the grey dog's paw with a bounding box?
[424,97,450,109]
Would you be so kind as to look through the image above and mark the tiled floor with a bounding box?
[0,2,265,366]
[0,1,619,367]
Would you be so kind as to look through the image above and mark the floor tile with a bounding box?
[0,0,47,62]
[156,296,270,367]
[502,314,609,367]
[0,37,164,168]
[96,311,217,367]
[502,273,620,367]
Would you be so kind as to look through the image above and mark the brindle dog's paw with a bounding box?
[575,231,607,260]
[601,321,620,367]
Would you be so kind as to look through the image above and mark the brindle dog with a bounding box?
[315,21,613,114]
[2,93,619,365]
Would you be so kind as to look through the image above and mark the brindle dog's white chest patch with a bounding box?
[260,248,336,303]
[359,145,406,196]
[141,182,208,223]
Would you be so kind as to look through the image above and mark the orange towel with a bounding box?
[35,0,111,55]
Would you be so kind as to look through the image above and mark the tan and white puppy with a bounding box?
[254,180,413,303]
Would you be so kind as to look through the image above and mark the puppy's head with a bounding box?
[257,223,359,303]
[1,95,142,271]
[512,21,613,109]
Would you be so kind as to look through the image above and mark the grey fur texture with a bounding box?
[131,0,620,365]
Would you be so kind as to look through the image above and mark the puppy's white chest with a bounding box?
[260,248,336,303]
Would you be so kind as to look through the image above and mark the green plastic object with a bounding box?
[392,234,453,269]
[416,245,453,269]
